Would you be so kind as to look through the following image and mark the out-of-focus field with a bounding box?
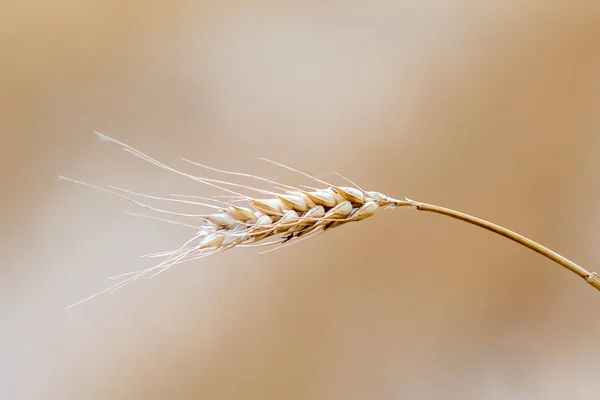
[2,2,600,399]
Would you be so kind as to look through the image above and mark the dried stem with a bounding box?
[399,199,600,291]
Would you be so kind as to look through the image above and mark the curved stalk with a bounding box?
[398,199,600,291]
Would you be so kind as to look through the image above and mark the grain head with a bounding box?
[60,133,405,308]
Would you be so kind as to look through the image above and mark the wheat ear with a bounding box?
[60,133,600,309]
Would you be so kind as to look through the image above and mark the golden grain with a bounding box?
[60,133,600,309]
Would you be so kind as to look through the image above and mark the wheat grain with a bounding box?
[60,133,411,308]
[60,133,600,309]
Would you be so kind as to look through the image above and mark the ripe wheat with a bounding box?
[60,133,600,309]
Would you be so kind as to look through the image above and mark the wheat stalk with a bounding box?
[60,133,600,309]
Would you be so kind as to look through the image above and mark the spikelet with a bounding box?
[60,133,406,309]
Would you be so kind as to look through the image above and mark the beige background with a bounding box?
[2,1,600,399]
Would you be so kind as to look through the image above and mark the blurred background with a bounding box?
[2,1,600,399]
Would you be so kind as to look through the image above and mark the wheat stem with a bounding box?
[401,199,600,291]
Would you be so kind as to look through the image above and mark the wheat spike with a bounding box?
[61,133,600,309]
[61,133,409,309]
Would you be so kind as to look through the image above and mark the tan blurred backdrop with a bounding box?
[2,1,600,399]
